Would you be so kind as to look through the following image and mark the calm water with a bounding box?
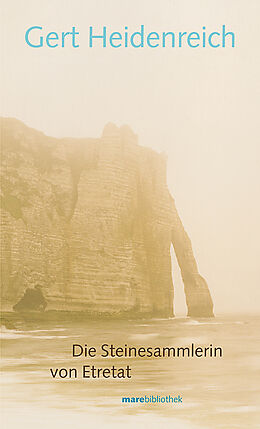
[1,314,260,429]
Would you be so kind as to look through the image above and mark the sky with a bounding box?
[1,0,260,314]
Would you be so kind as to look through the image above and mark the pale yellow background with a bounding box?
[1,0,260,315]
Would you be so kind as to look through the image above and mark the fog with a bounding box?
[1,0,260,314]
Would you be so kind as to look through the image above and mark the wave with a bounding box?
[129,333,160,340]
[0,327,71,340]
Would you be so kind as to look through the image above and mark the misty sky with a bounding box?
[1,0,260,314]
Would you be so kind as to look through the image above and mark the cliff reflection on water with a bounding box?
[1,315,260,429]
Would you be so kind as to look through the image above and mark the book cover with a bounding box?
[1,1,259,428]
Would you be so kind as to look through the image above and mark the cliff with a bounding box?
[0,118,214,317]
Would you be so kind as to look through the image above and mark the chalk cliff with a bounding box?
[0,118,214,317]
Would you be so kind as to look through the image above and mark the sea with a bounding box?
[1,314,260,429]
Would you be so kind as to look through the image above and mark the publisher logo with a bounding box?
[121,395,183,404]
